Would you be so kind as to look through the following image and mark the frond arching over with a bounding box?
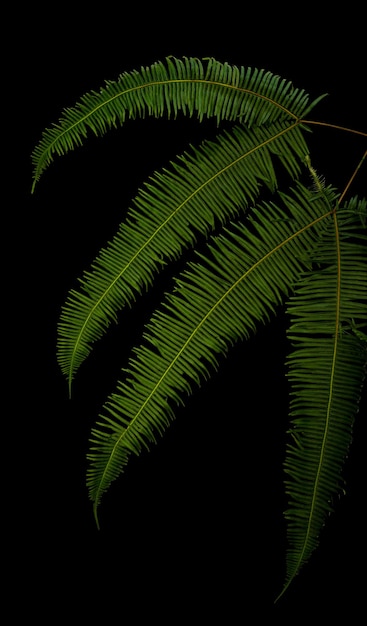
[276,196,367,601]
[86,182,338,525]
[57,119,310,392]
[31,56,323,190]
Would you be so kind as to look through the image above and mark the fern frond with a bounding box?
[276,197,367,600]
[31,56,322,190]
[86,182,338,526]
[57,119,310,392]
[58,116,307,386]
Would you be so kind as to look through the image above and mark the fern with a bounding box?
[57,120,308,393]
[277,197,367,600]
[31,56,319,191]
[87,182,337,521]
[31,56,367,602]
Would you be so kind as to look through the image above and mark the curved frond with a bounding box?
[57,119,309,392]
[31,56,321,190]
[276,196,367,600]
[86,182,338,526]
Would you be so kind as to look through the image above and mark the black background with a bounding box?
[14,5,366,622]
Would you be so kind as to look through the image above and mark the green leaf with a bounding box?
[31,56,321,191]
[57,119,309,392]
[276,197,367,600]
[86,181,337,527]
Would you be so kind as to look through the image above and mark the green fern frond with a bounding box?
[276,197,367,600]
[86,182,338,526]
[31,56,323,191]
[30,54,367,602]
[57,119,310,392]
